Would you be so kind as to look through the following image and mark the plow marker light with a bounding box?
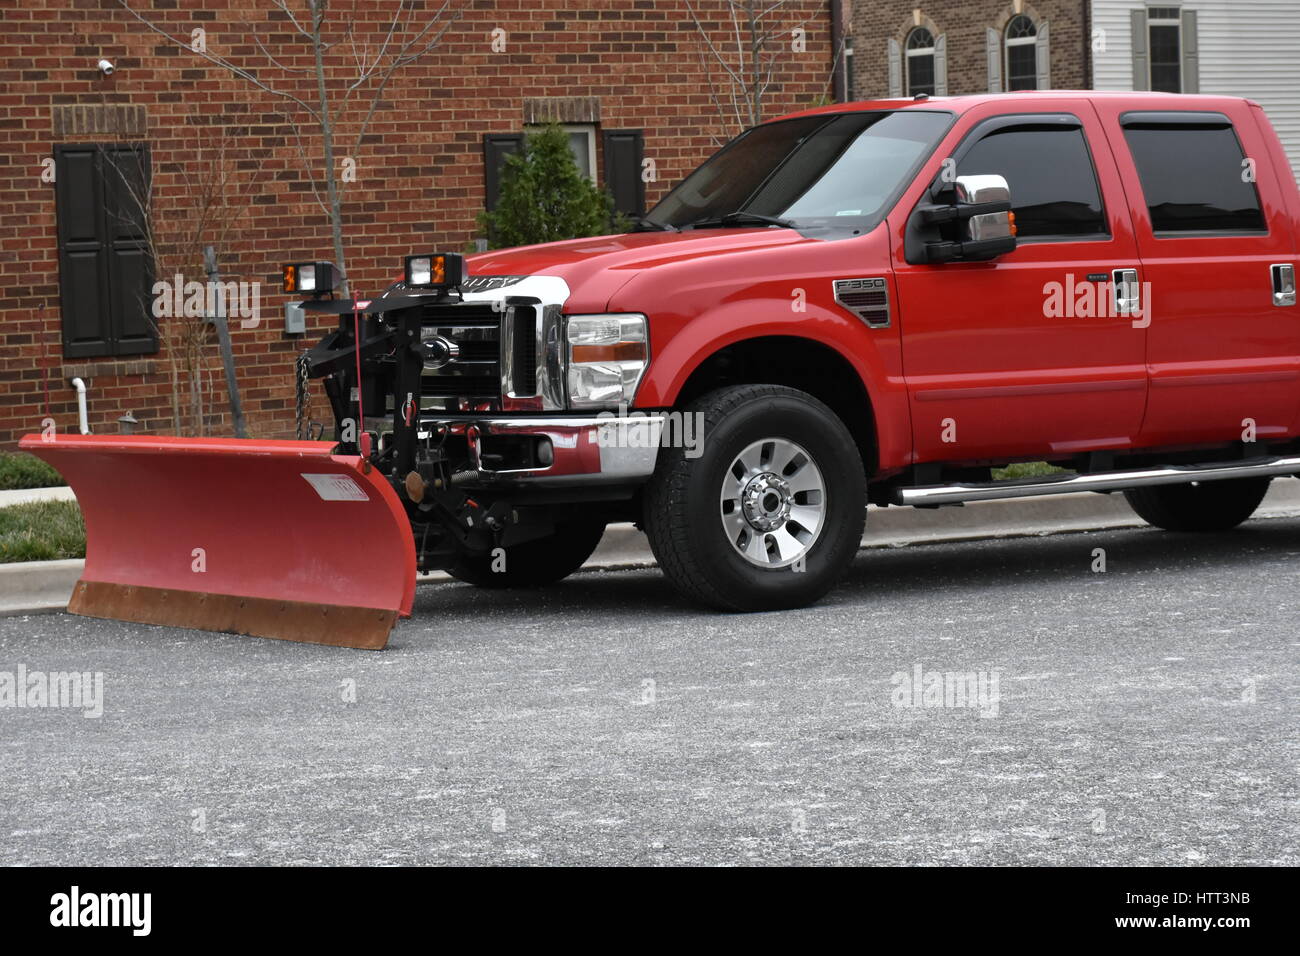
[18,434,416,650]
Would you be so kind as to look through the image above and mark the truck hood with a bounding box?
[464,228,817,313]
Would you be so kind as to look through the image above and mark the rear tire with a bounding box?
[644,385,866,611]
[1123,477,1270,532]
[447,519,606,588]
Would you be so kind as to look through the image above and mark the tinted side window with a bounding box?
[1122,125,1265,233]
[957,127,1107,239]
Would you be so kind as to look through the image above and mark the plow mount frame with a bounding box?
[294,290,566,574]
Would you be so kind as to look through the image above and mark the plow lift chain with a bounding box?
[293,350,322,441]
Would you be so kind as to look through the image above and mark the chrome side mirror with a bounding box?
[905,172,1018,264]
[955,175,1014,244]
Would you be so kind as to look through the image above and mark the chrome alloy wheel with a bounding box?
[719,438,826,568]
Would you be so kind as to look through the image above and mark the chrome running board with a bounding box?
[895,456,1300,507]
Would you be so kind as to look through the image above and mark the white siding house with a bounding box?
[1091,1,1300,178]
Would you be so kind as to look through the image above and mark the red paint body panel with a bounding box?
[1089,97,1300,447]
[469,227,914,473]
[891,98,1148,463]
[1249,102,1300,437]
[468,92,1300,475]
[619,226,913,474]
[18,434,417,619]
[467,228,813,314]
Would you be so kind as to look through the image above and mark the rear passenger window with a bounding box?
[957,126,1108,240]
[1122,122,1265,233]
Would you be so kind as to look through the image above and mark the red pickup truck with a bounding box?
[431,90,1299,611]
[29,90,1300,649]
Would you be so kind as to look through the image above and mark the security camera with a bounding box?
[97,59,114,76]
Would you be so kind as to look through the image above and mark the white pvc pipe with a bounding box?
[70,377,91,435]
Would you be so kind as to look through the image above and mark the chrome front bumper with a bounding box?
[432,414,666,486]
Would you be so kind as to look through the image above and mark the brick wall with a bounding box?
[0,0,833,448]
[850,1,1090,100]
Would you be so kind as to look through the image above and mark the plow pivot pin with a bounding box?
[404,470,427,503]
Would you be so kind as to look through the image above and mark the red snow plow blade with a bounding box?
[18,434,416,650]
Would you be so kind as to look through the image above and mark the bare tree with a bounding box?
[102,133,264,435]
[684,0,848,143]
[113,0,462,296]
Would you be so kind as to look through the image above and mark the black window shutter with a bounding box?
[602,129,645,218]
[101,144,156,355]
[55,143,157,359]
[55,145,113,358]
[483,133,523,211]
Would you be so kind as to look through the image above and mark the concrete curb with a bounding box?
[5,481,1300,617]
[0,559,84,618]
[0,486,75,508]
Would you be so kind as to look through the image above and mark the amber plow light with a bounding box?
[282,261,336,295]
[405,253,464,290]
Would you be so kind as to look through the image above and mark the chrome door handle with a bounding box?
[1112,268,1140,314]
[1271,263,1296,307]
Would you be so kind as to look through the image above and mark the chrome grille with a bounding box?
[416,303,501,408]
[510,306,538,395]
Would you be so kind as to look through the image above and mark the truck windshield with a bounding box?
[646,110,952,236]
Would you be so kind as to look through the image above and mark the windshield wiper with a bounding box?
[683,211,795,230]
[630,216,678,232]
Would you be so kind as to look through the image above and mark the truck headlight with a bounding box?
[565,313,649,408]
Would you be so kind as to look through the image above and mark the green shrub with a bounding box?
[0,453,67,490]
[0,500,85,563]
[479,123,624,249]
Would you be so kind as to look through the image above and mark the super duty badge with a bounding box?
[833,277,891,328]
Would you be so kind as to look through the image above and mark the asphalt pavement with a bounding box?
[0,517,1296,865]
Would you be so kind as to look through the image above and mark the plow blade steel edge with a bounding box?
[18,435,416,650]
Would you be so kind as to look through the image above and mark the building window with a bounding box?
[558,124,598,182]
[483,126,596,212]
[906,28,936,96]
[1148,6,1183,92]
[484,126,644,218]
[54,143,158,359]
[1005,15,1038,91]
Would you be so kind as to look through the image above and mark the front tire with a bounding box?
[644,385,866,611]
[447,519,606,588]
[1123,477,1270,532]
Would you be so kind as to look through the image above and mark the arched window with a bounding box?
[906,27,936,96]
[1005,14,1038,90]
